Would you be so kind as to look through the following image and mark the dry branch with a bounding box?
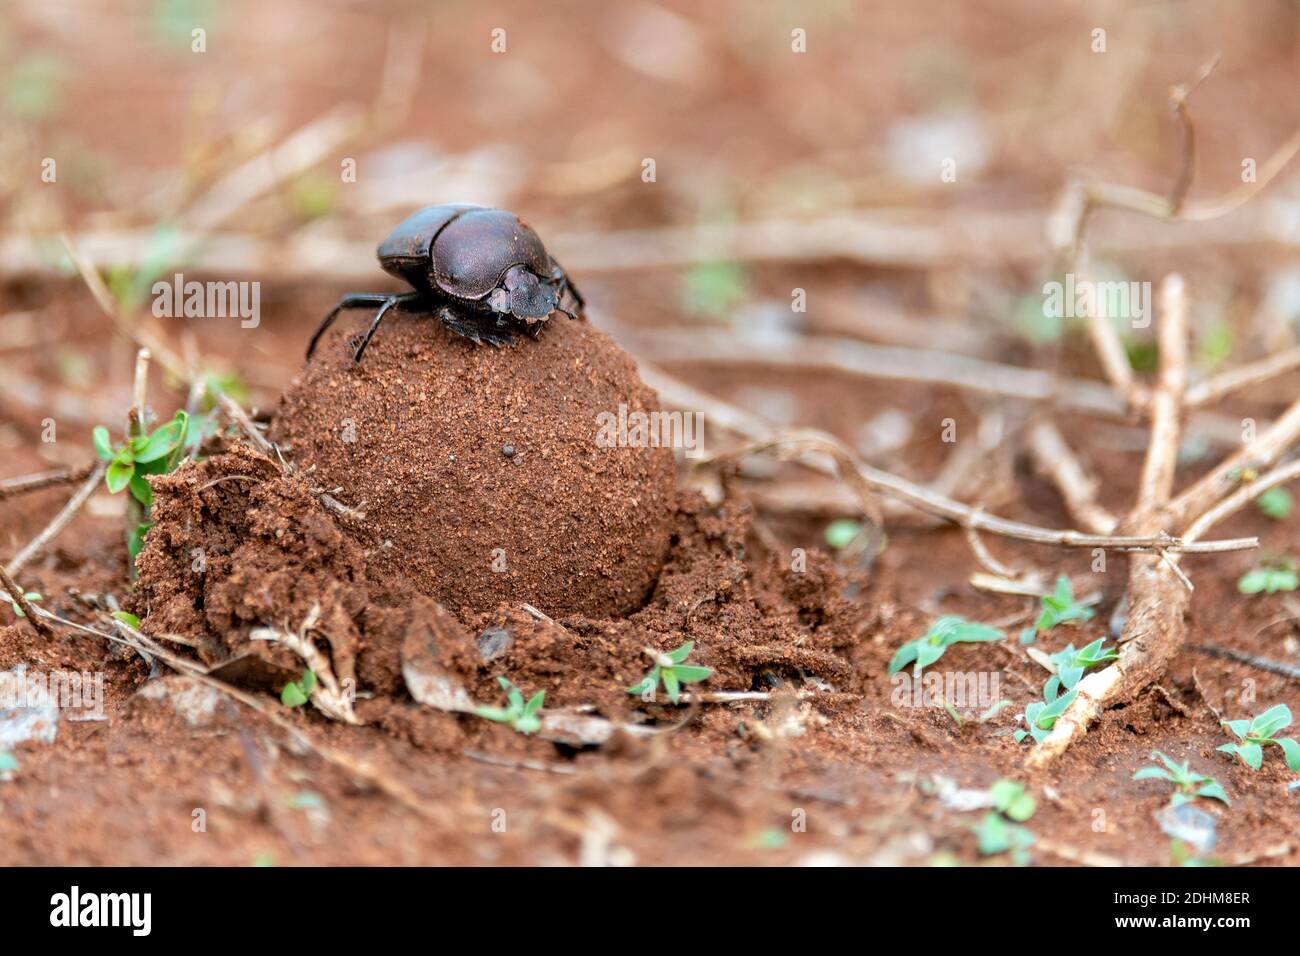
[4,461,108,578]
[624,326,1249,446]
[1026,420,1117,534]
[0,463,97,500]
[1183,457,1300,544]
[1185,344,1300,407]
[0,564,52,638]
[1027,276,1200,768]
[644,365,1254,555]
[1169,396,1300,526]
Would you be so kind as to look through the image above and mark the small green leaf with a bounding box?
[523,690,545,717]
[1222,718,1252,739]
[1249,703,1292,737]
[134,412,189,462]
[111,611,141,629]
[1195,780,1230,805]
[913,640,945,675]
[1132,767,1175,782]
[666,641,694,665]
[1238,565,1299,595]
[1277,737,1300,772]
[1257,487,1294,520]
[281,680,309,708]
[128,473,153,506]
[93,426,114,460]
[824,518,862,550]
[672,664,713,684]
[1218,741,1263,770]
[105,458,135,494]
[662,668,681,704]
[887,641,920,675]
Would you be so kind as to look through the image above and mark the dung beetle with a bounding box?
[307,204,585,361]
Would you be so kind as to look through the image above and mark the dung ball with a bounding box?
[270,312,677,619]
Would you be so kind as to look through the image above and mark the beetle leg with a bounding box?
[550,260,586,313]
[352,292,424,362]
[307,293,398,360]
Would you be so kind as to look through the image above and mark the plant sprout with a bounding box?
[973,779,1036,865]
[1019,575,1093,644]
[888,616,1003,678]
[0,590,42,619]
[94,410,189,557]
[280,669,316,708]
[1015,690,1078,744]
[1256,486,1294,520]
[1133,752,1228,806]
[824,518,862,550]
[1237,560,1298,595]
[1042,637,1118,701]
[1218,704,1300,772]
[476,676,545,734]
[627,642,713,704]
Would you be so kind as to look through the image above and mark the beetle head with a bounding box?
[494,265,557,323]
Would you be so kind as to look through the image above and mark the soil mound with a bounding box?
[131,445,862,711]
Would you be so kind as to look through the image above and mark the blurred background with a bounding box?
[2,0,1300,482]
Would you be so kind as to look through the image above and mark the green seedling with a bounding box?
[627,642,713,704]
[1256,487,1294,520]
[989,779,1037,821]
[280,669,316,708]
[95,410,189,505]
[476,676,545,734]
[1042,637,1118,701]
[1133,751,1229,806]
[824,518,862,550]
[1015,689,1078,744]
[94,410,189,558]
[0,589,42,619]
[888,616,1003,678]
[1237,560,1298,595]
[111,611,141,629]
[1019,575,1093,644]
[973,779,1036,865]
[1218,704,1300,772]
[683,260,747,317]
[941,697,1012,727]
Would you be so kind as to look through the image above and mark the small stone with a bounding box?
[476,626,513,662]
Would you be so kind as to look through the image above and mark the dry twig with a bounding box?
[0,564,52,638]
[4,461,108,578]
